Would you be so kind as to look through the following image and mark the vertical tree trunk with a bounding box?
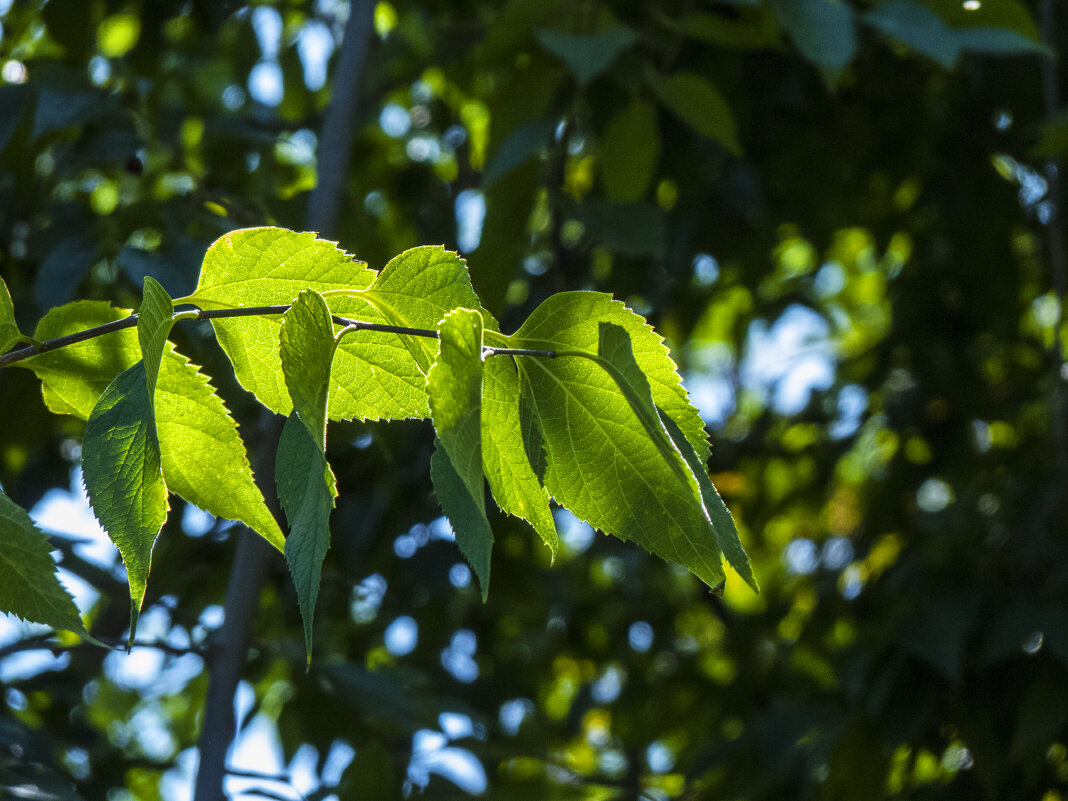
[191,3,375,798]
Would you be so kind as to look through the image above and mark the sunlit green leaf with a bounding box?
[659,411,757,591]
[22,301,283,552]
[0,490,88,636]
[482,357,557,556]
[512,295,724,589]
[0,275,23,353]
[509,292,709,463]
[648,72,742,156]
[82,362,169,644]
[280,289,336,450]
[599,100,660,203]
[427,309,493,598]
[137,277,174,399]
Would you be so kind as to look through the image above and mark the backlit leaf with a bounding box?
[81,362,169,644]
[137,277,174,399]
[659,410,757,591]
[427,309,493,598]
[482,357,557,556]
[280,289,336,450]
[0,490,88,636]
[22,301,283,551]
[185,227,420,421]
[509,292,708,463]
[0,275,23,353]
[512,294,724,588]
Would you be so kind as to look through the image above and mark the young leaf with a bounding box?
[512,294,725,589]
[277,289,340,662]
[0,490,88,636]
[81,361,169,644]
[155,348,285,552]
[21,301,284,552]
[276,415,337,666]
[517,350,726,590]
[510,291,709,463]
[482,357,557,556]
[280,289,336,449]
[659,410,757,591]
[426,309,493,598]
[184,227,423,421]
[431,441,493,601]
[0,276,24,353]
[137,276,174,398]
[360,246,497,375]
[596,322,755,590]
[21,301,140,418]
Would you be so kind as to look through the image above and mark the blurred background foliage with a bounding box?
[2,0,1068,799]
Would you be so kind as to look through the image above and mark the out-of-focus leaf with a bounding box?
[648,72,742,156]
[33,89,114,138]
[0,490,88,636]
[599,100,660,203]
[482,118,556,187]
[35,236,97,312]
[770,0,857,70]
[653,8,781,50]
[578,199,668,259]
[863,1,959,67]
[953,28,1050,57]
[535,27,637,85]
[0,84,31,154]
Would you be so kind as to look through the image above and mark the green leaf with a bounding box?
[360,246,498,374]
[280,289,336,450]
[512,296,725,589]
[770,0,857,70]
[22,301,139,418]
[431,441,493,602]
[653,8,781,50]
[137,276,174,399]
[277,415,337,665]
[595,323,694,487]
[21,301,284,552]
[0,490,88,636]
[155,348,285,552]
[658,410,758,591]
[0,276,23,353]
[483,118,556,187]
[535,27,638,85]
[863,1,959,67]
[427,309,493,599]
[598,100,660,203]
[482,357,558,556]
[952,28,1050,57]
[510,292,709,464]
[185,227,420,421]
[648,72,742,156]
[277,289,341,662]
[82,362,169,644]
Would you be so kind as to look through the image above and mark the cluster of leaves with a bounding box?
[1,226,754,658]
